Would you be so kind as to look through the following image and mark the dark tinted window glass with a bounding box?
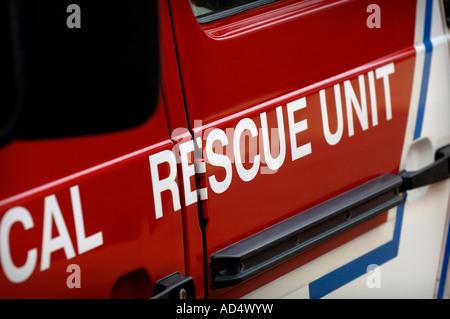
[3,0,159,144]
[190,0,279,23]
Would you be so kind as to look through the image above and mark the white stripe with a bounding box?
[197,188,208,201]
[413,0,426,45]
[398,0,427,171]
[194,160,206,174]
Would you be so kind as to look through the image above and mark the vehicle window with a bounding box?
[190,0,280,24]
[2,1,159,145]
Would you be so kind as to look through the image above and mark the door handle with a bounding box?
[209,144,450,289]
[151,272,195,299]
[210,174,403,289]
[399,144,450,192]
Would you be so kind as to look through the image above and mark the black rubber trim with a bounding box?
[210,174,403,289]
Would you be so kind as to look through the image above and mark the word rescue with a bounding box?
[150,63,396,219]
[0,63,394,284]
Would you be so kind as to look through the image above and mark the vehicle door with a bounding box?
[169,0,450,298]
[0,1,187,298]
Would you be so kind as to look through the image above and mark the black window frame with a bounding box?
[193,0,280,24]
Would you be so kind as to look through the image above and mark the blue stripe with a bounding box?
[437,221,450,298]
[418,0,450,299]
[309,196,406,299]
[309,1,436,297]
[413,0,433,140]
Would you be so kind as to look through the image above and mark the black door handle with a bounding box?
[210,174,403,289]
[399,144,450,192]
[209,144,450,289]
[151,272,195,299]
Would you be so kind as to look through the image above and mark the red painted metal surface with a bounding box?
[160,0,205,298]
[169,0,416,125]
[0,99,186,298]
[0,0,419,299]
[168,0,416,297]
[0,2,188,298]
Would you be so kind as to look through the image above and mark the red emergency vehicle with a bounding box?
[1,0,450,299]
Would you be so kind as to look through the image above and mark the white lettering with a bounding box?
[368,70,378,127]
[1,188,104,282]
[320,84,344,146]
[0,207,37,283]
[70,186,103,255]
[149,150,181,219]
[345,75,369,137]
[41,194,76,271]
[179,141,198,207]
[260,106,286,171]
[177,303,210,316]
[234,118,260,182]
[206,129,233,194]
[287,98,312,161]
[376,62,395,120]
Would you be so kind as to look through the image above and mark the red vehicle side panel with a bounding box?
[169,0,416,297]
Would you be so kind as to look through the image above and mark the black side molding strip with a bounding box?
[210,174,403,289]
